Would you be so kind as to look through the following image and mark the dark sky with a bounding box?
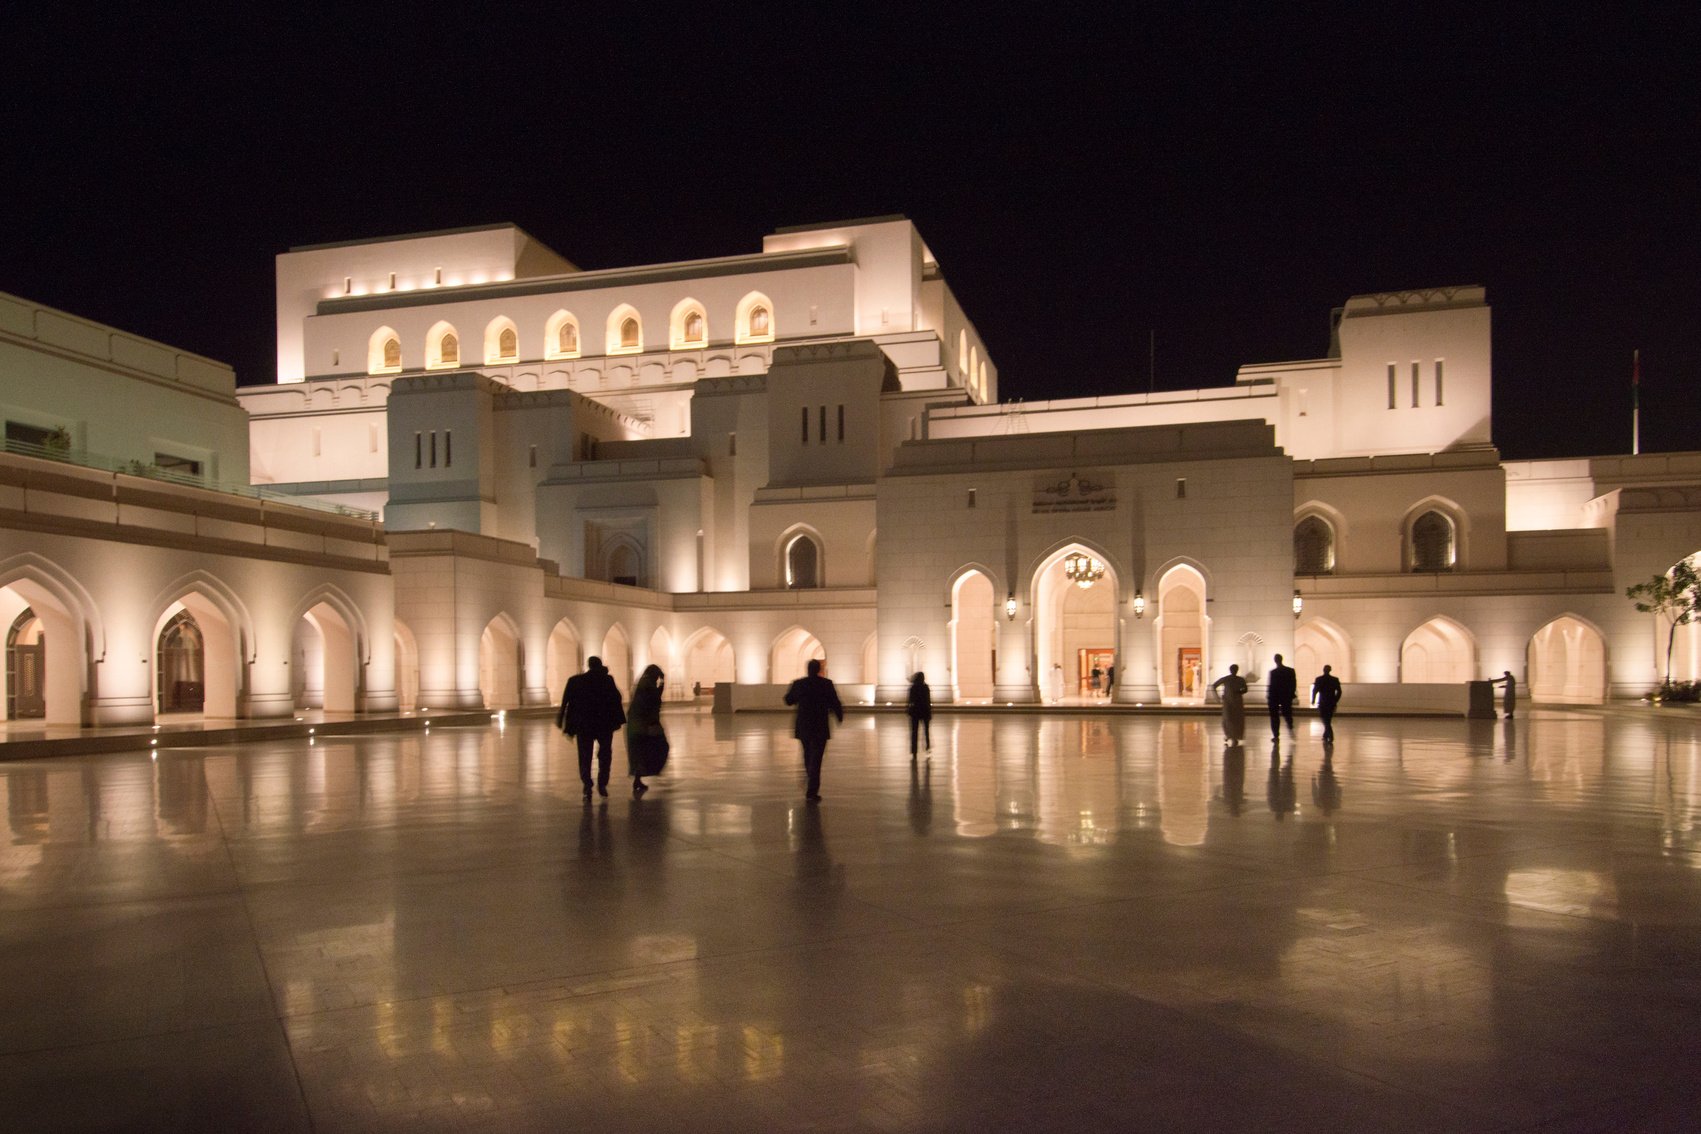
[4,8,1695,459]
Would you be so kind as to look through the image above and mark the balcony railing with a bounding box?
[0,439,380,522]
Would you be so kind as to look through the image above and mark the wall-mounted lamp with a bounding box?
[1292,589,1304,619]
[1004,592,1018,621]
[1133,590,1146,619]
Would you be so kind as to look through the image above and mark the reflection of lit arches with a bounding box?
[545,617,582,699]
[770,626,825,684]
[1294,618,1354,683]
[479,613,523,708]
[1155,563,1208,702]
[681,626,735,699]
[950,567,997,701]
[1529,615,1606,704]
[0,554,99,725]
[601,623,633,697]
[394,619,420,711]
[1401,616,1475,683]
[1031,541,1120,703]
[151,572,250,720]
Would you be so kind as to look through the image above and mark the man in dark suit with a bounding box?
[558,656,626,801]
[784,658,844,801]
[1310,663,1343,743]
[1267,653,1297,740]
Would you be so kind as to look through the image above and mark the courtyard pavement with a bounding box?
[1,707,1698,1131]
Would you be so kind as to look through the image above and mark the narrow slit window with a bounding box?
[1411,361,1420,408]
[444,430,452,467]
[1176,478,1187,499]
[728,432,737,457]
[415,432,422,469]
[1387,364,1396,409]
[528,444,537,468]
[429,431,437,468]
[837,404,844,442]
[818,406,827,444]
[800,406,808,444]
[968,489,977,509]
[1435,359,1444,406]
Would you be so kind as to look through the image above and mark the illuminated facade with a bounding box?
[5,218,1700,725]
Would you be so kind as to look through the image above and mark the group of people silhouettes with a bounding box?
[1211,654,1344,746]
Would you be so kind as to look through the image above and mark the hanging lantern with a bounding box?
[1063,552,1106,589]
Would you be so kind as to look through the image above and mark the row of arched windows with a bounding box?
[1294,508,1457,575]
[365,293,776,375]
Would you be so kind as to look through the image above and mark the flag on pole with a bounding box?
[1632,348,1641,456]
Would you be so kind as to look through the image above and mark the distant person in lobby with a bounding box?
[558,656,626,801]
[1311,664,1343,743]
[1210,663,1249,745]
[1494,670,1517,718]
[906,672,932,759]
[1267,653,1297,740]
[785,658,844,801]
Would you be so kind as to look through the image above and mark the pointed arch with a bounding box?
[393,618,420,711]
[368,326,402,374]
[1401,615,1476,683]
[426,321,460,369]
[544,309,581,359]
[607,304,642,355]
[957,329,968,375]
[1294,617,1354,684]
[1030,540,1122,704]
[479,611,523,709]
[600,623,633,697]
[777,523,826,589]
[950,567,997,701]
[680,625,736,699]
[1402,496,1466,572]
[1155,562,1209,702]
[150,572,251,720]
[670,297,708,350]
[1529,614,1606,704]
[484,316,519,364]
[735,291,775,345]
[0,553,101,725]
[648,625,676,675]
[770,625,825,684]
[545,616,582,700]
[289,584,368,714]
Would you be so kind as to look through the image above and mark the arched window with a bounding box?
[958,330,969,375]
[608,545,639,587]
[383,337,401,369]
[560,322,578,354]
[369,327,401,374]
[735,292,775,344]
[1294,516,1335,575]
[608,306,643,354]
[546,311,580,359]
[1410,510,1455,572]
[621,318,639,348]
[498,327,517,359]
[685,312,704,342]
[485,318,518,364]
[671,299,707,350]
[427,324,460,369]
[786,535,821,589]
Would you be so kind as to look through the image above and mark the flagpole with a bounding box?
[1632,349,1640,456]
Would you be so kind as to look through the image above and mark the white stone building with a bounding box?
[4,216,1698,725]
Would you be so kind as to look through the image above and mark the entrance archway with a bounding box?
[0,571,87,725]
[1034,544,1118,702]
[478,614,522,708]
[681,627,735,700]
[6,609,45,719]
[545,618,581,700]
[293,601,357,713]
[1529,616,1606,704]
[1401,616,1475,683]
[1156,564,1208,702]
[771,626,825,683]
[394,620,420,711]
[951,570,996,701]
[158,610,205,713]
[1294,618,1354,684]
[601,624,632,698]
[155,591,238,718]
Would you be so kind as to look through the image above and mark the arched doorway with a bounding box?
[1156,565,1208,702]
[6,608,45,719]
[1294,619,1354,684]
[951,570,996,701]
[1035,545,1118,703]
[1529,616,1606,704]
[1401,617,1475,683]
[601,624,632,698]
[394,620,420,711]
[158,610,205,713]
[293,601,357,713]
[681,627,735,701]
[545,619,581,701]
[770,626,824,683]
[479,615,522,708]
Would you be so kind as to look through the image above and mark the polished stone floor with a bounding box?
[2,707,1700,1132]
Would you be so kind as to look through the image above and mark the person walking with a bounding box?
[1266,653,1297,740]
[1311,663,1343,743]
[1210,663,1249,745]
[785,658,844,801]
[906,671,932,759]
[558,657,625,801]
[625,664,669,797]
[1493,670,1517,718]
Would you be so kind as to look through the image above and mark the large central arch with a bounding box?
[1529,615,1606,704]
[950,569,997,702]
[1155,564,1209,702]
[1032,543,1119,703]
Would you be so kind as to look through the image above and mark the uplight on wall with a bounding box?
[1004,592,1018,620]
[1133,590,1146,619]
[1292,589,1304,619]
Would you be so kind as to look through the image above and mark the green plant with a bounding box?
[44,425,71,453]
[1627,558,1701,690]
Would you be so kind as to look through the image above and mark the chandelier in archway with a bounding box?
[1063,552,1106,589]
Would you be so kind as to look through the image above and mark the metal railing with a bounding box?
[1,439,380,522]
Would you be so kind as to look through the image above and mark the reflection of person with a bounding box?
[1312,751,1342,815]
[1221,745,1246,816]
[1493,670,1517,718]
[1210,664,1249,745]
[625,664,667,797]
[1310,664,1343,743]
[559,656,626,801]
[1266,654,1297,739]
[785,658,844,801]
[1107,664,1116,698]
[1267,743,1296,819]
[908,754,932,835]
[906,672,932,758]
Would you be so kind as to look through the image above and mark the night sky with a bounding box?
[5,9,1695,459]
